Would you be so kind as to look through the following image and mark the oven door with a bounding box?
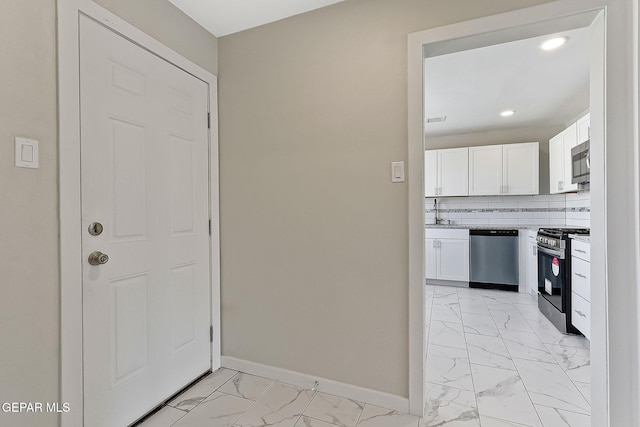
[537,244,566,312]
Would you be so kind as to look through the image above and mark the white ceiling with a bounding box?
[424,27,590,136]
[169,0,345,37]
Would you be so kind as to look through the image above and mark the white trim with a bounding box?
[221,356,409,413]
[409,0,640,424]
[58,1,220,425]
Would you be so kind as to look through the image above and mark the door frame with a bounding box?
[408,0,640,425]
[58,1,221,425]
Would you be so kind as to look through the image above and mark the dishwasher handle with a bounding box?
[469,229,519,236]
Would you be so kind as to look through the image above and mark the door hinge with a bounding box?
[208,219,212,236]
[207,112,211,129]
[210,326,213,342]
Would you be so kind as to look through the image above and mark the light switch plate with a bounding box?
[391,161,405,183]
[15,137,39,169]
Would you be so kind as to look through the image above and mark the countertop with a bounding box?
[425,224,544,230]
[569,234,591,243]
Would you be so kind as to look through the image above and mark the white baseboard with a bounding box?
[221,356,410,413]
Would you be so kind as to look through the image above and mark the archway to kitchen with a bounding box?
[408,1,639,426]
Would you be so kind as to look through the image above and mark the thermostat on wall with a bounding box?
[15,137,39,169]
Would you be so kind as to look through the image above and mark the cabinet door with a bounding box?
[425,238,438,280]
[469,145,502,195]
[562,123,579,192]
[577,113,590,143]
[503,142,539,195]
[549,135,564,194]
[439,147,469,197]
[425,150,438,197]
[526,240,538,295]
[437,239,470,282]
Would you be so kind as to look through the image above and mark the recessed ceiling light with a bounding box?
[500,110,515,117]
[540,37,568,51]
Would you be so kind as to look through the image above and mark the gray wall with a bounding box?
[218,0,554,397]
[0,1,216,426]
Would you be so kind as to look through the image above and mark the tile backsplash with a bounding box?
[426,192,590,228]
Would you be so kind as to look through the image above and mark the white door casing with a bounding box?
[59,2,221,426]
[410,1,639,424]
[80,15,211,426]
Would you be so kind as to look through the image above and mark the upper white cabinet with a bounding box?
[502,142,540,195]
[425,147,469,197]
[577,113,591,144]
[549,121,580,194]
[468,145,503,195]
[469,142,539,196]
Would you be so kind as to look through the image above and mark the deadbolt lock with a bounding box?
[88,251,109,266]
[88,222,104,236]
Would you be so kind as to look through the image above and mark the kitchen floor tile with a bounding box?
[429,320,467,350]
[465,334,515,370]
[422,382,480,427]
[511,359,590,415]
[471,364,540,426]
[295,416,341,427]
[499,330,556,364]
[425,344,474,391]
[545,344,591,383]
[462,312,499,337]
[534,405,590,427]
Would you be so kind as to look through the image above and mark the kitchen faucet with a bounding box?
[434,198,438,223]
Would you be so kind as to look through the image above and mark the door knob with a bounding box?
[88,251,109,266]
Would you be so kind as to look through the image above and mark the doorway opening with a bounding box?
[406,2,637,425]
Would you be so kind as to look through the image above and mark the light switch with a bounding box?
[391,161,405,183]
[15,137,38,169]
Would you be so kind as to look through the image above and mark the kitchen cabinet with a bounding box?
[525,229,538,296]
[425,148,469,197]
[571,239,590,340]
[549,119,585,194]
[425,228,469,282]
[468,142,539,196]
[577,113,590,144]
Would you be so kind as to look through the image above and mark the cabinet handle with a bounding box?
[575,273,587,279]
[558,180,564,190]
[575,249,586,254]
[433,240,438,248]
[575,310,586,318]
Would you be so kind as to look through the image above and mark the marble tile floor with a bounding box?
[139,285,590,427]
[424,284,591,427]
[138,369,423,427]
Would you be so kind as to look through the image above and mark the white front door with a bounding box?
[80,15,211,426]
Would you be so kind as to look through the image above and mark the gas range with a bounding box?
[536,227,589,335]
[537,228,590,250]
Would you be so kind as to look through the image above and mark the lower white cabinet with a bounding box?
[525,230,538,296]
[426,228,469,282]
[571,239,591,340]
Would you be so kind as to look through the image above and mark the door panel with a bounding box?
[468,145,502,195]
[80,15,211,427]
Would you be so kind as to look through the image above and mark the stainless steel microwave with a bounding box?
[571,140,590,185]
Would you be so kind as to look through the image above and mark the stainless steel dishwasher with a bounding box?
[469,229,519,291]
